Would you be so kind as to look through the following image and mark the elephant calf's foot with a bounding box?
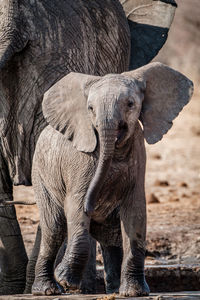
[32,278,63,296]
[119,277,150,297]
[54,263,81,291]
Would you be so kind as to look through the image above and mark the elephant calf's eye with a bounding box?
[127,101,134,108]
[88,105,93,112]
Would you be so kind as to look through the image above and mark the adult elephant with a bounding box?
[0,0,176,295]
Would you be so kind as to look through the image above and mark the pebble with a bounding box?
[169,197,180,202]
[154,180,169,187]
[179,182,188,188]
[147,193,160,204]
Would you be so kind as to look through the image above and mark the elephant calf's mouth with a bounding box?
[115,121,128,147]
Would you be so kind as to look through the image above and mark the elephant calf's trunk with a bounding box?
[84,127,116,216]
[84,157,112,216]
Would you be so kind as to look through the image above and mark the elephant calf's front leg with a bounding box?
[54,195,91,291]
[119,189,150,297]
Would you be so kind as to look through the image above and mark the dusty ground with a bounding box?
[14,92,200,265]
[146,0,200,265]
[145,93,200,265]
[1,291,200,300]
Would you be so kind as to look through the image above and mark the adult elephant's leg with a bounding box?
[119,186,150,297]
[0,153,28,295]
[90,210,123,294]
[24,225,41,294]
[54,194,91,291]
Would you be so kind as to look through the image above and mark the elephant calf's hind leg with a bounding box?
[119,191,149,297]
[32,185,66,296]
[24,225,41,294]
[90,214,122,294]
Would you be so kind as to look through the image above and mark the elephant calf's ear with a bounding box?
[42,72,99,153]
[123,62,194,144]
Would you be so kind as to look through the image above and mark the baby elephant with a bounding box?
[32,62,193,296]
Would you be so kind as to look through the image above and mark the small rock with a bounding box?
[179,182,188,188]
[192,191,198,195]
[182,193,189,198]
[147,193,160,204]
[169,197,180,202]
[152,153,162,160]
[191,126,200,136]
[154,296,163,300]
[154,180,169,187]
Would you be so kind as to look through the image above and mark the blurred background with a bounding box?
[146,0,200,265]
[155,0,200,85]
[14,0,200,266]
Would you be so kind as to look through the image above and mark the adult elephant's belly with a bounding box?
[91,163,130,223]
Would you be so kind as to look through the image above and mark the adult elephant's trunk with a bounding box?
[0,0,28,69]
[84,122,116,216]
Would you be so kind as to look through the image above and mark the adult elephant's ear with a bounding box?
[42,72,100,153]
[119,0,177,70]
[123,62,193,144]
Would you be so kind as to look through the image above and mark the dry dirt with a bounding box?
[147,0,200,265]
[145,93,200,265]
[14,92,200,265]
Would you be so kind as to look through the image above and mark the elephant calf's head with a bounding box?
[86,75,145,149]
[42,62,193,216]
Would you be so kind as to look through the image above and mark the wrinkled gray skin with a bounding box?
[32,62,193,296]
[0,0,130,294]
[0,0,176,294]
